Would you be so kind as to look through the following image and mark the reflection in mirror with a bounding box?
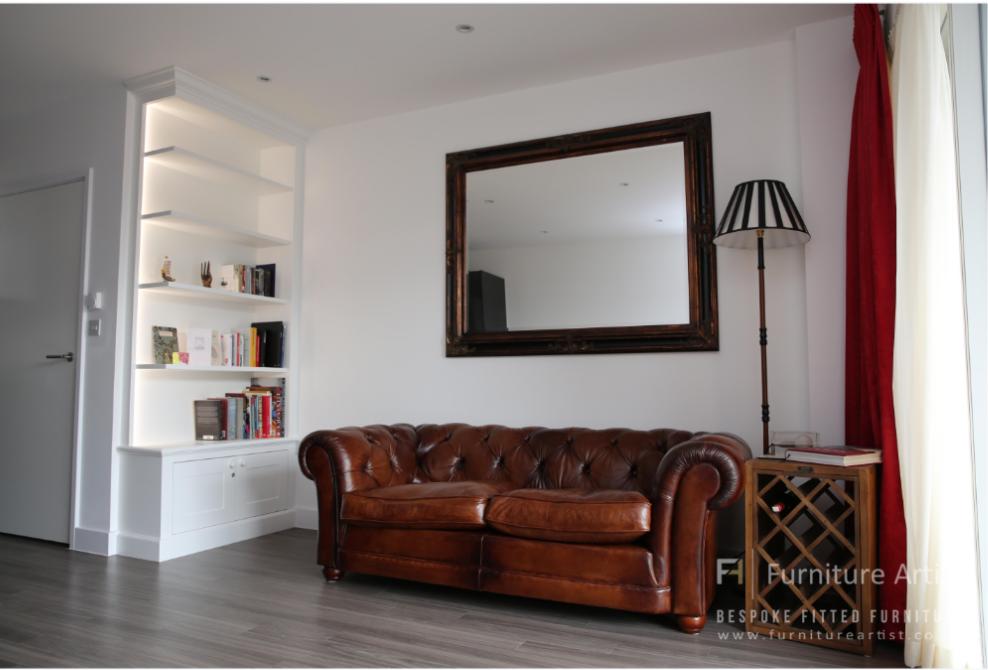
[465,142,689,332]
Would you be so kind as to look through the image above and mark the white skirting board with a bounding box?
[71,525,117,556]
[73,506,312,561]
[116,508,296,562]
[294,506,317,530]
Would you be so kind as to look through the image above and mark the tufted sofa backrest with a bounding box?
[414,423,695,494]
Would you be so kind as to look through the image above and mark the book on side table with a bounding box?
[785,445,882,466]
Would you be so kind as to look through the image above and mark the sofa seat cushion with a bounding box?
[486,488,651,544]
[341,481,513,530]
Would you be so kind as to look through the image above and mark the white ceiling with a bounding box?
[468,142,687,250]
[0,4,849,130]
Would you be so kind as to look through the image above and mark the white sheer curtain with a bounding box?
[891,5,983,668]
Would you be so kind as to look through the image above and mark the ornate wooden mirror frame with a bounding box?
[445,112,718,357]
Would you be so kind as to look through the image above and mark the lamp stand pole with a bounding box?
[756,230,770,454]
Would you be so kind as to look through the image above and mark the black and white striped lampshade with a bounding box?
[714,180,810,249]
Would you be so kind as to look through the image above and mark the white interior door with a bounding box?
[0,179,85,543]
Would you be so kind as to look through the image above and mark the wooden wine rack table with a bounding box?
[744,458,877,655]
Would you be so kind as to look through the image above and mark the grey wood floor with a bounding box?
[0,529,901,668]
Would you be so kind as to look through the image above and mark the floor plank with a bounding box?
[0,530,901,667]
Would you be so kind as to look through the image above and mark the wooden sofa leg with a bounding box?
[677,615,706,634]
[323,567,345,582]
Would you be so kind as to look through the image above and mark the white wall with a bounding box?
[794,16,857,446]
[296,31,861,554]
[0,82,129,552]
[469,234,689,330]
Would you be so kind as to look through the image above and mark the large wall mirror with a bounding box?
[446,112,718,356]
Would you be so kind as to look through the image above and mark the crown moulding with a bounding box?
[123,66,309,144]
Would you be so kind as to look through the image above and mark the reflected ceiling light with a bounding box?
[619,182,630,187]
[484,199,495,204]
[540,230,549,234]
[257,75,271,83]
[456,24,475,33]
[655,218,664,223]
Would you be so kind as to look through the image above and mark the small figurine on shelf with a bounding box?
[200,261,213,287]
[160,256,175,282]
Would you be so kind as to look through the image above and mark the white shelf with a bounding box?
[136,364,289,374]
[141,210,291,247]
[119,436,298,458]
[144,146,292,194]
[138,281,287,305]
[148,97,288,151]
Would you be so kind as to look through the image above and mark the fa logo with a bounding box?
[717,558,743,585]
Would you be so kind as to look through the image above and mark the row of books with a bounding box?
[194,379,285,441]
[152,322,284,368]
[212,322,284,368]
[220,263,275,298]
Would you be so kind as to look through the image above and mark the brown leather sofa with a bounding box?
[299,423,751,633]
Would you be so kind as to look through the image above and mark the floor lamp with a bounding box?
[713,180,810,454]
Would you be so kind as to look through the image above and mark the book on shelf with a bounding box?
[186,327,212,367]
[257,264,276,297]
[784,446,882,467]
[210,331,223,366]
[152,326,178,364]
[193,377,286,443]
[194,399,226,441]
[251,321,285,368]
[219,263,276,298]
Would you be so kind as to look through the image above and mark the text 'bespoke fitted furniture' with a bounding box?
[300,423,751,632]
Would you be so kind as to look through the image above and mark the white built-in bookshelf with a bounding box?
[117,68,306,562]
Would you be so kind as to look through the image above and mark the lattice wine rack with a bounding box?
[744,459,877,655]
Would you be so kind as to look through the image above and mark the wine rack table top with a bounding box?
[749,457,877,477]
[744,457,877,656]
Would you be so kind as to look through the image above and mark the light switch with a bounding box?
[85,292,103,311]
[88,319,101,337]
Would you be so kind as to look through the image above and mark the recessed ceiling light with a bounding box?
[257,75,271,83]
[655,218,664,223]
[540,230,549,234]
[456,24,475,33]
[484,199,495,204]
[619,182,630,187]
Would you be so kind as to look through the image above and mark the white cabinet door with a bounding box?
[235,450,291,519]
[172,456,236,533]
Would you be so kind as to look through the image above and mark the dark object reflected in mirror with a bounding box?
[446,112,718,356]
[468,270,507,333]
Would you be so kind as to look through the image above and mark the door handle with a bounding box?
[45,352,74,362]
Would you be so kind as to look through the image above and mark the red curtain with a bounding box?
[845,4,905,640]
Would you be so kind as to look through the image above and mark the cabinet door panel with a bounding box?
[236,450,290,519]
[172,457,235,533]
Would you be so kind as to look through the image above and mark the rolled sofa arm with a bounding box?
[298,425,418,578]
[299,425,418,491]
[651,432,751,510]
[648,432,752,624]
